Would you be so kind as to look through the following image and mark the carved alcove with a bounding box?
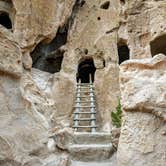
[117,40,130,64]
[150,34,166,56]
[31,26,68,73]
[0,0,15,30]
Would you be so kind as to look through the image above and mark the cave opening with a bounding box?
[77,57,96,83]
[150,34,166,56]
[120,0,125,5]
[31,41,64,74]
[0,12,12,29]
[31,25,68,73]
[45,53,64,73]
[100,1,110,10]
[118,42,130,64]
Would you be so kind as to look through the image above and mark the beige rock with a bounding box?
[0,0,165,165]
[22,52,32,70]
[118,0,166,59]
[13,0,75,51]
[120,54,166,120]
[117,54,166,166]
[0,26,22,77]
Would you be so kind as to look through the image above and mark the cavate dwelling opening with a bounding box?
[120,0,125,5]
[150,34,166,56]
[118,43,130,64]
[100,1,110,10]
[0,12,12,29]
[31,42,64,74]
[31,26,68,73]
[77,57,96,83]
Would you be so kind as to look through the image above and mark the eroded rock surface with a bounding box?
[0,0,165,165]
[118,55,166,166]
[0,26,22,77]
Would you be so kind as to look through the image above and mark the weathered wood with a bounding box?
[73,82,97,132]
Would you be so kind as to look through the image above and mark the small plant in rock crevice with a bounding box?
[111,99,122,128]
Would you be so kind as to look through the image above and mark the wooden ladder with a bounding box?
[73,74,97,132]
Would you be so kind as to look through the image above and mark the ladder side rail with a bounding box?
[89,74,96,132]
[74,79,81,131]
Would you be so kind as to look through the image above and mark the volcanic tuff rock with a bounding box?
[118,54,166,166]
[0,0,165,165]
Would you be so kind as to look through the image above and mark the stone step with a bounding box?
[73,132,112,145]
[68,143,114,161]
[71,152,117,166]
[71,160,114,166]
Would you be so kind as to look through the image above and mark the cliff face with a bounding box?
[118,54,166,166]
[0,0,165,165]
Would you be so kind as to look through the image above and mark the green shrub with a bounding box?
[111,99,122,128]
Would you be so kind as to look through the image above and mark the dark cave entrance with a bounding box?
[31,26,67,73]
[150,34,166,56]
[0,12,12,29]
[77,57,96,83]
[118,42,130,64]
[100,1,110,10]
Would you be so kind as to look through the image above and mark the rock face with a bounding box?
[118,54,166,166]
[0,0,165,165]
[0,26,22,77]
[13,0,75,51]
[0,0,75,165]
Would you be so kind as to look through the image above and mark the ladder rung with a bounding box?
[73,111,96,114]
[76,95,94,98]
[77,91,93,93]
[77,85,93,88]
[77,87,94,89]
[74,106,95,108]
[77,83,93,85]
[74,118,96,121]
[75,101,95,103]
[73,125,97,128]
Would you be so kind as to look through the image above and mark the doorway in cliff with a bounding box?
[0,12,12,29]
[117,41,130,64]
[77,57,96,83]
[150,34,166,56]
